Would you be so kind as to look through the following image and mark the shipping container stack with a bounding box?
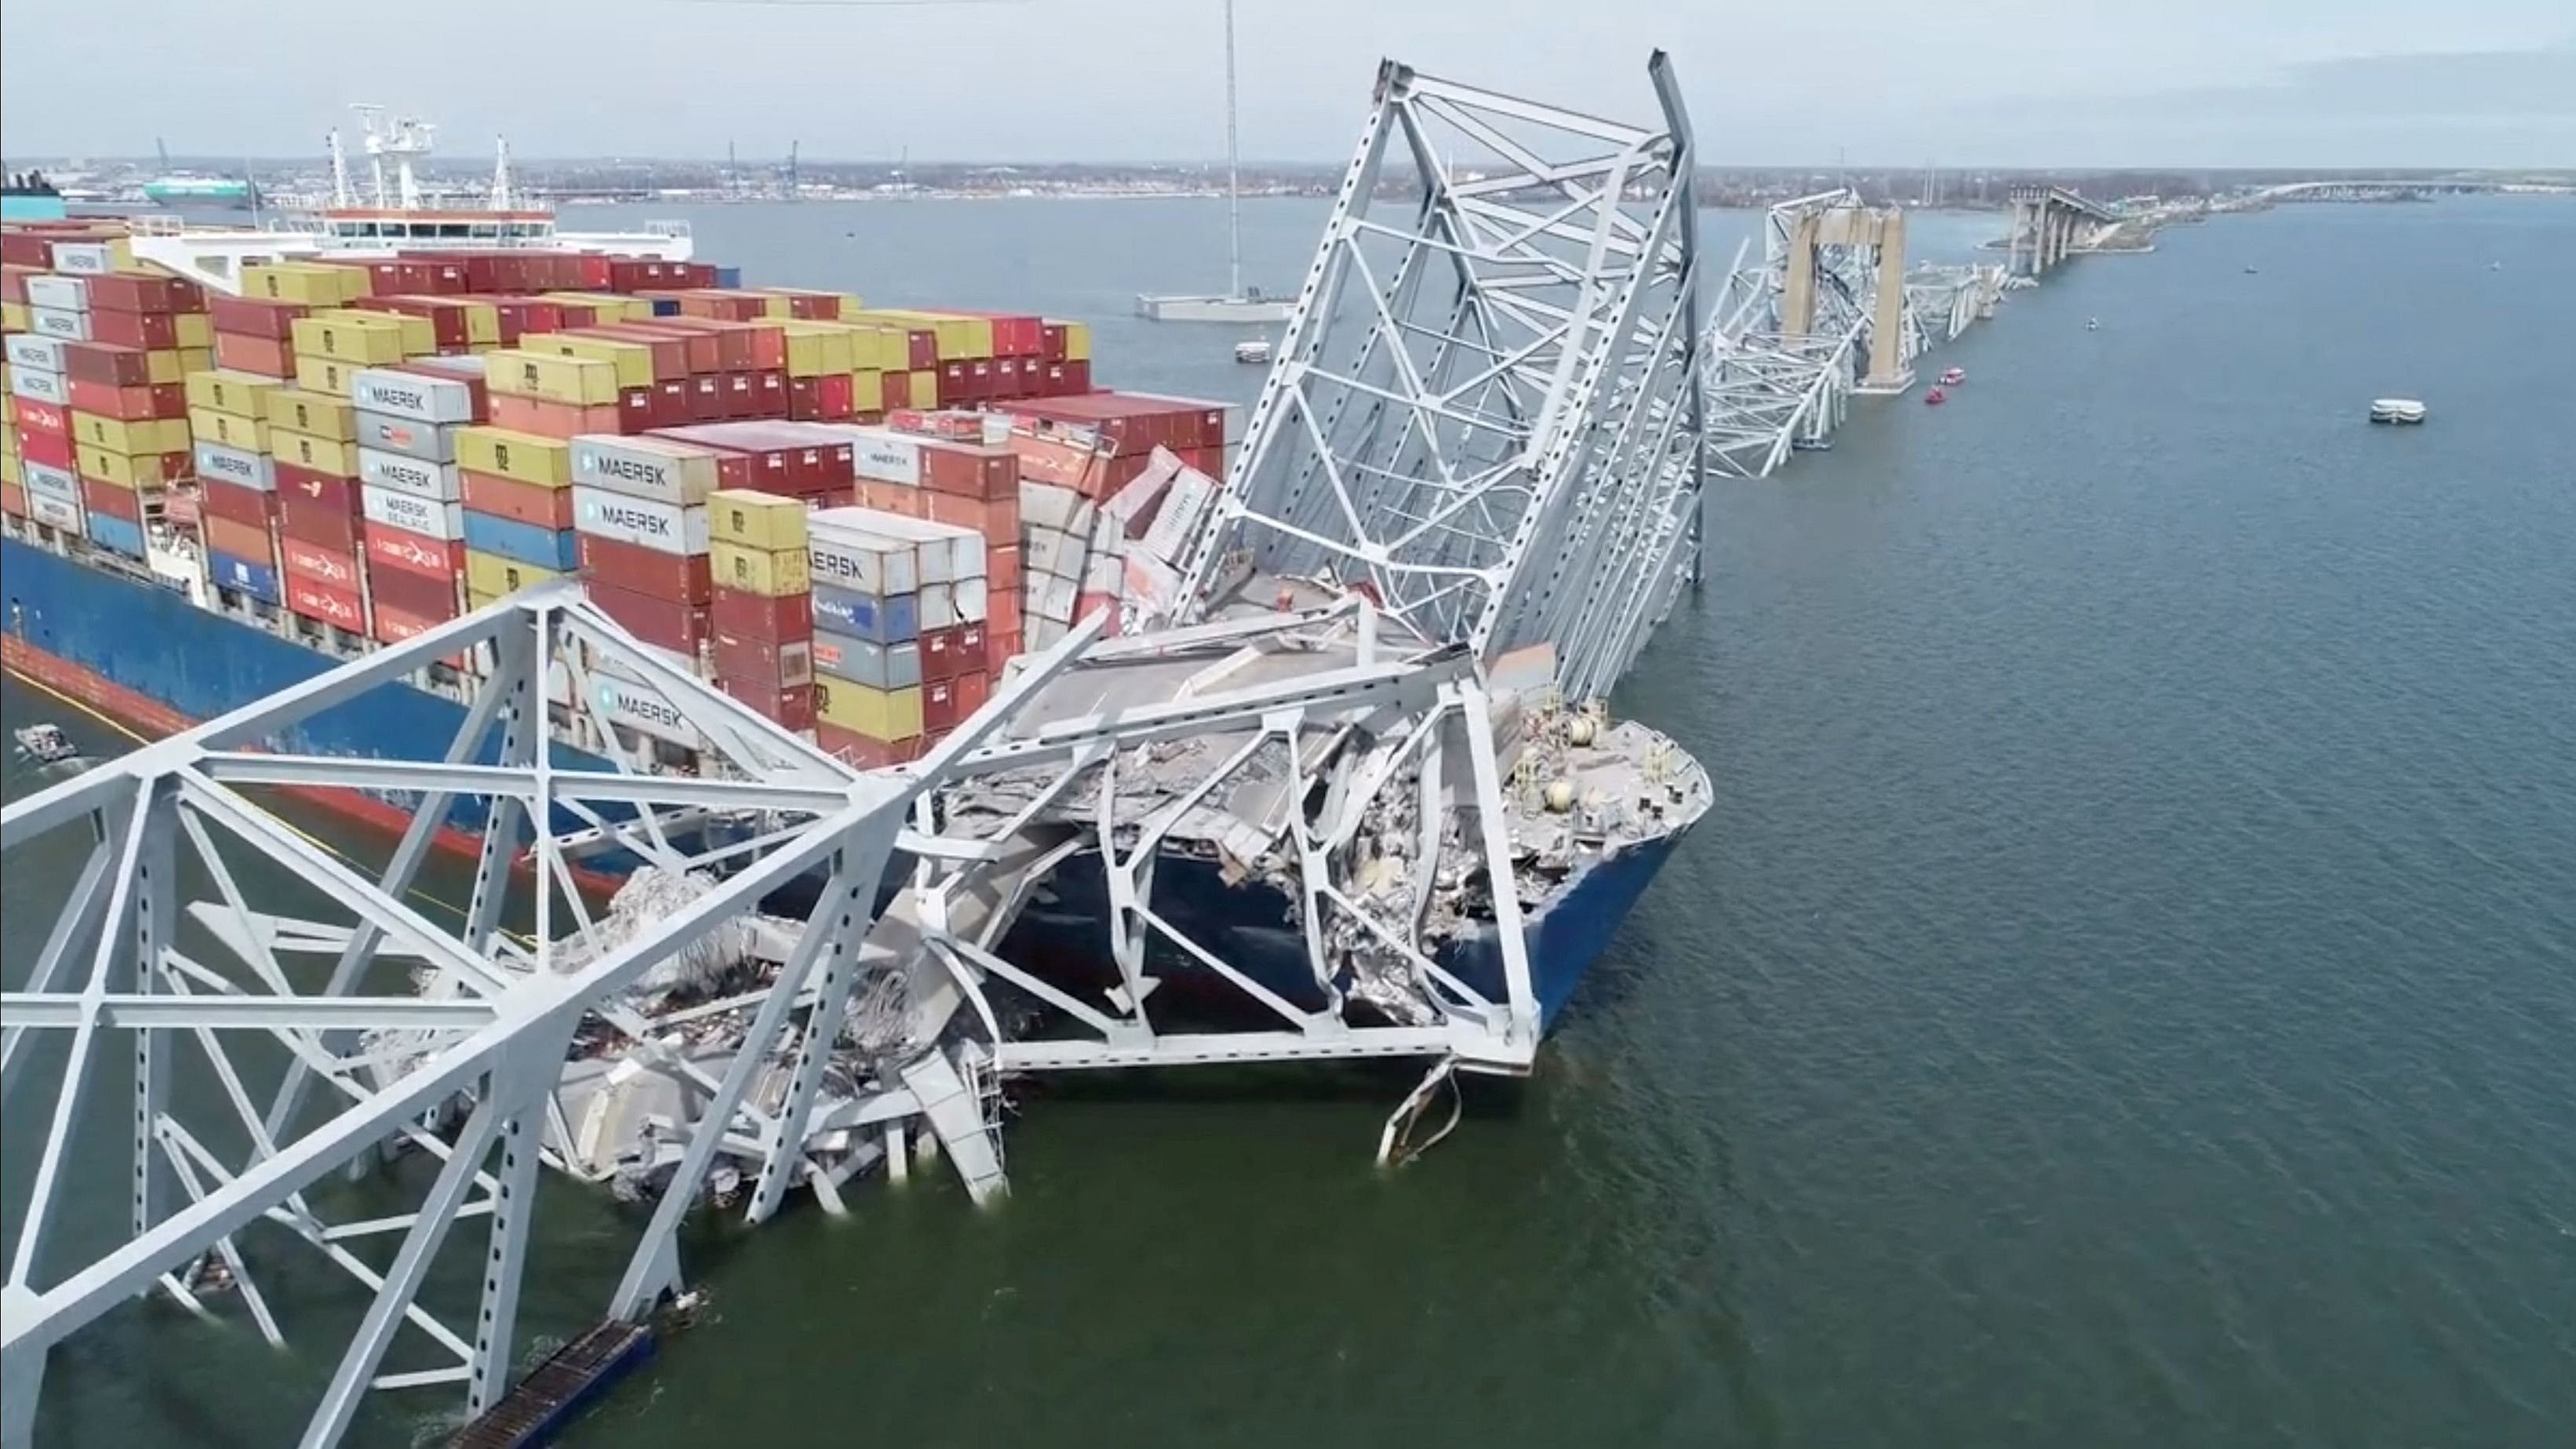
[5,331,86,541]
[707,489,817,734]
[802,508,992,766]
[192,367,289,605]
[355,359,486,645]
[566,432,719,668]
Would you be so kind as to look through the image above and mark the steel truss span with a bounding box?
[1172,53,1709,706]
[2,56,1712,1449]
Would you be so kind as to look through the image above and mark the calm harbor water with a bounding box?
[6,194,2574,1447]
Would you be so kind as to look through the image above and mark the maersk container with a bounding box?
[25,275,89,313]
[209,550,282,604]
[86,510,144,558]
[27,491,82,533]
[195,440,275,492]
[461,510,580,572]
[573,486,708,557]
[811,581,919,646]
[358,446,462,502]
[5,335,67,373]
[354,411,458,465]
[9,365,71,406]
[359,482,465,541]
[29,307,91,341]
[21,461,79,503]
[350,367,478,425]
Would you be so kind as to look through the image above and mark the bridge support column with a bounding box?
[1857,206,1913,395]
[1779,211,1818,338]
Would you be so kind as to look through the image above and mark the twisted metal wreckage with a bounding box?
[2,53,1718,1447]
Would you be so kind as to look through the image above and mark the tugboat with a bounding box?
[13,723,82,766]
[1923,387,1947,406]
[1233,338,1274,365]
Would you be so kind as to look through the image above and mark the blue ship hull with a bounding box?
[5,537,1688,1034]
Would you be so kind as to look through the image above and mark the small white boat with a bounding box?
[2086,317,2100,331]
[13,723,80,765]
[1233,338,1274,365]
[2368,398,2427,425]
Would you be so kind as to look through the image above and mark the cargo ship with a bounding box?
[143,176,258,212]
[1,129,1705,1039]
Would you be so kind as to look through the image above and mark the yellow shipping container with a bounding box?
[71,412,189,455]
[2,453,20,488]
[185,368,285,417]
[133,349,187,385]
[775,321,855,379]
[709,540,811,597]
[464,549,562,599]
[708,489,810,552]
[2,301,28,333]
[850,308,984,360]
[485,350,620,406]
[844,325,900,373]
[293,355,357,398]
[75,446,166,490]
[850,369,884,415]
[290,313,405,366]
[537,335,655,389]
[908,369,941,409]
[178,347,213,377]
[542,292,649,324]
[272,428,355,477]
[173,312,212,350]
[263,388,358,442]
[814,680,923,741]
[241,262,366,306]
[454,426,572,486]
[318,307,435,356]
[1058,319,1092,362]
[455,299,501,347]
[188,406,268,452]
[466,586,507,612]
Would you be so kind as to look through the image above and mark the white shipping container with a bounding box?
[1025,524,1086,581]
[48,242,118,276]
[27,308,89,342]
[1102,448,1183,537]
[360,483,465,541]
[955,575,988,624]
[842,511,982,584]
[350,368,478,425]
[358,446,461,502]
[193,441,275,492]
[24,276,89,312]
[4,335,67,373]
[1029,573,1079,624]
[571,435,721,508]
[919,581,954,629]
[1019,479,1095,537]
[573,486,708,557]
[810,632,919,691]
[1028,615,1068,651]
[28,492,83,532]
[355,410,460,464]
[22,461,80,502]
[1082,545,1124,594]
[833,425,922,487]
[7,365,70,406]
[1122,552,1186,623]
[1138,464,1219,566]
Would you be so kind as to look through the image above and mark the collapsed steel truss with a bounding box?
[1171,53,1708,705]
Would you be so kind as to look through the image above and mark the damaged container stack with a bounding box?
[708,489,817,733]
[568,433,719,666]
[806,508,986,767]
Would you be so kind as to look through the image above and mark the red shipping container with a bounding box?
[923,491,1019,540]
[710,586,813,643]
[365,557,462,621]
[60,341,158,388]
[881,370,912,412]
[14,399,69,437]
[352,295,468,350]
[1039,322,1069,362]
[82,274,202,314]
[279,490,364,555]
[363,521,468,583]
[485,297,564,344]
[617,320,723,374]
[851,480,923,518]
[922,675,966,734]
[587,583,711,654]
[2,234,57,268]
[710,629,812,689]
[489,395,624,438]
[955,620,987,664]
[81,477,142,523]
[573,326,689,382]
[641,316,759,372]
[715,678,816,732]
[202,514,273,562]
[286,574,369,632]
[67,379,187,421]
[213,331,294,378]
[208,295,307,340]
[579,533,711,604]
[280,536,364,592]
[918,624,968,684]
[371,599,454,646]
[986,592,1023,645]
[675,289,766,322]
[201,479,277,530]
[460,471,577,530]
[1,481,24,519]
[987,545,1022,595]
[276,461,361,513]
[16,428,74,471]
[984,628,1024,672]
[86,308,182,351]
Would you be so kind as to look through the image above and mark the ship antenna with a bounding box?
[327,127,351,207]
[1223,0,1243,301]
[489,135,514,210]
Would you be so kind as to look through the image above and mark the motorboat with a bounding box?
[13,723,80,765]
[1923,388,1947,406]
[2367,398,2427,424]
[1234,338,1274,365]
[1938,366,1966,386]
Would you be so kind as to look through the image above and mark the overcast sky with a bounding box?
[4,1,2571,168]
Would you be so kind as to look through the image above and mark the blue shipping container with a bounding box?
[86,512,145,559]
[209,550,282,604]
[811,583,918,645]
[463,511,580,571]
[714,267,742,289]
[648,298,679,317]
